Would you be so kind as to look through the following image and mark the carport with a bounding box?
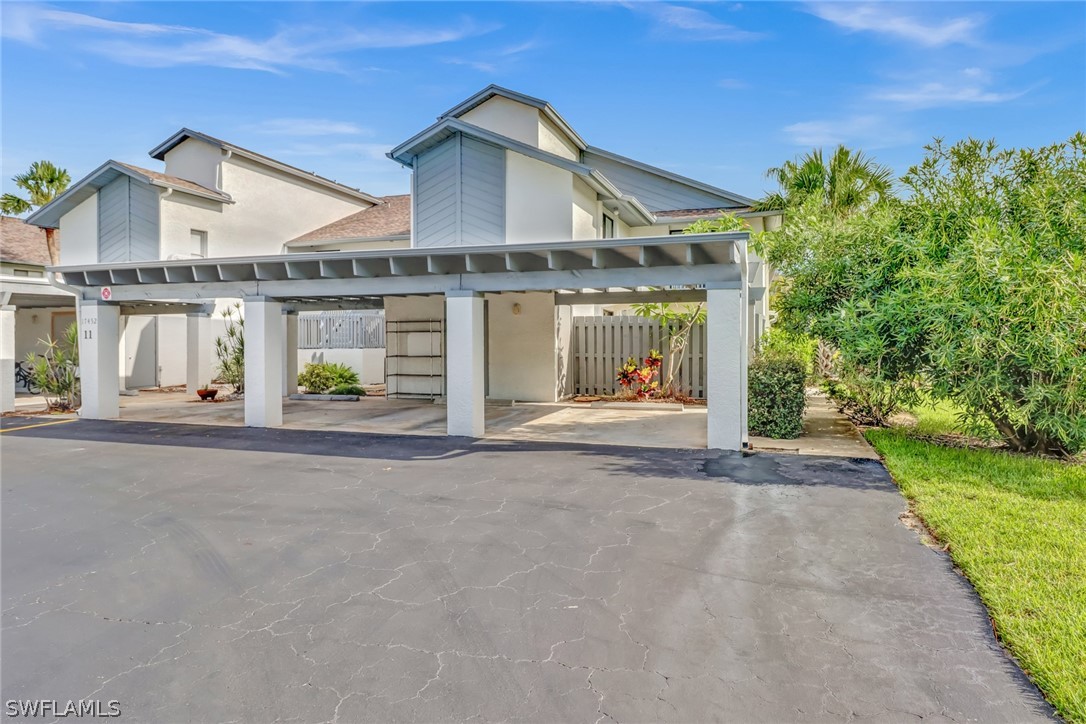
[52,232,754,449]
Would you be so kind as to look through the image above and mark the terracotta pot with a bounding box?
[197,389,218,400]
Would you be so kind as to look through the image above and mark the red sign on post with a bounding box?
[100,287,112,301]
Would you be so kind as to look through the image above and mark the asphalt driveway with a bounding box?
[1,420,1051,722]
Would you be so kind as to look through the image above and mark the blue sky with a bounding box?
[2,1,1084,201]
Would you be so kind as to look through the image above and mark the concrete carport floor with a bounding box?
[118,391,710,448]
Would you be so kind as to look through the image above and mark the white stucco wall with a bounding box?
[159,155,371,259]
[538,116,579,161]
[460,96,540,147]
[483,292,556,402]
[572,177,599,240]
[163,139,222,191]
[58,194,98,266]
[384,296,445,398]
[505,152,572,244]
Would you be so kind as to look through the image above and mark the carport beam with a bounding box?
[78,300,121,419]
[186,313,215,395]
[1,305,14,413]
[706,286,745,451]
[445,291,485,437]
[244,297,284,427]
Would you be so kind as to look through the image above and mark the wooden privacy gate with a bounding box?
[571,316,707,398]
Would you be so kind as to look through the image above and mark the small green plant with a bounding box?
[298,362,360,394]
[25,322,79,411]
[214,304,244,393]
[748,354,807,439]
[329,384,366,396]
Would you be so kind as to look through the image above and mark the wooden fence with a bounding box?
[571,316,706,398]
[298,311,385,349]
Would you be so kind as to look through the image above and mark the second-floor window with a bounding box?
[190,229,208,258]
[602,214,615,239]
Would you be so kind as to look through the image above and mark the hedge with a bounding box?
[749,355,807,439]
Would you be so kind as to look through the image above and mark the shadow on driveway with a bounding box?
[9,417,895,491]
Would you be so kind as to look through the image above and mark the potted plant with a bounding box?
[196,383,217,401]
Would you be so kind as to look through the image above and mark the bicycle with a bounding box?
[14,361,39,395]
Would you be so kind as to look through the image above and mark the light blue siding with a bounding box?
[460,136,504,246]
[97,176,160,262]
[414,133,505,247]
[584,151,742,212]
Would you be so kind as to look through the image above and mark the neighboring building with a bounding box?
[26,132,382,389]
[42,85,777,450]
[1,216,76,409]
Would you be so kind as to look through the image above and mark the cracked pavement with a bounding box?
[1,420,1053,722]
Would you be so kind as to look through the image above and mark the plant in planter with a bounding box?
[196,383,217,401]
[297,362,361,394]
[616,350,663,399]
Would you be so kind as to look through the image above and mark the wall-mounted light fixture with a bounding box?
[512,303,522,316]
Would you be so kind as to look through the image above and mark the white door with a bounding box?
[123,316,158,389]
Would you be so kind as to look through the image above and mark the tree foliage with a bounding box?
[755,145,893,217]
[214,304,245,393]
[1,160,71,266]
[760,135,1086,456]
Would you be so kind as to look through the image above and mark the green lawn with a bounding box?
[867,407,1086,723]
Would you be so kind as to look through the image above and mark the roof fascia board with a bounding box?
[28,160,231,229]
[286,234,411,248]
[150,128,380,205]
[585,145,757,207]
[438,85,587,151]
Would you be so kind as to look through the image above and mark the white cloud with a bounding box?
[635,4,764,42]
[1,4,498,74]
[874,82,1025,109]
[442,39,543,75]
[783,114,911,148]
[872,69,1030,109]
[807,3,982,47]
[244,119,372,137]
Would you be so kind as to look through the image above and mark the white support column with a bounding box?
[186,313,215,395]
[445,291,485,437]
[706,285,745,451]
[1,305,15,413]
[78,300,121,419]
[282,312,298,396]
[243,297,283,428]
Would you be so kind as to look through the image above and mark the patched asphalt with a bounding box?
[1,420,1053,722]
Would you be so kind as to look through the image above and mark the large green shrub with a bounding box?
[298,362,360,393]
[749,355,807,439]
[758,134,1086,456]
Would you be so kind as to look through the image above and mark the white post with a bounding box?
[1,305,15,413]
[78,300,121,419]
[282,312,298,396]
[186,313,214,395]
[706,285,745,451]
[445,291,485,437]
[243,297,283,427]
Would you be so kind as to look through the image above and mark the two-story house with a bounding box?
[25,132,381,390]
[41,85,775,450]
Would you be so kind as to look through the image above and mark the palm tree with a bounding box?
[1,160,72,266]
[756,145,893,217]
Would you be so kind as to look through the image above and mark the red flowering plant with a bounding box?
[616,349,664,399]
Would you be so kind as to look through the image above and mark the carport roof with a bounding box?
[50,233,749,302]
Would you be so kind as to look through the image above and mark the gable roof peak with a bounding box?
[439,85,587,152]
